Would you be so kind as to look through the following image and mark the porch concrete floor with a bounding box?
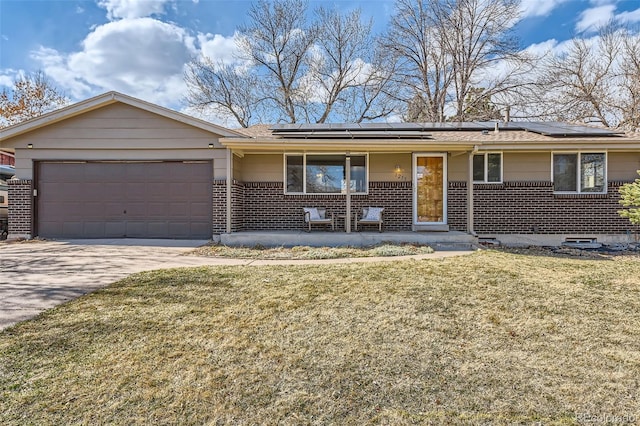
[218,230,477,249]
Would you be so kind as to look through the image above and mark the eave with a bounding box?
[478,139,640,151]
[219,137,476,153]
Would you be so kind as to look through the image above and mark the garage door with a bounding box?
[37,161,213,239]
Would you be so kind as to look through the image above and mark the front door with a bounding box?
[413,154,447,225]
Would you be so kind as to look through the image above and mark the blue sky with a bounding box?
[1,0,639,121]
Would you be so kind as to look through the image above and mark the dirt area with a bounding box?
[493,243,640,260]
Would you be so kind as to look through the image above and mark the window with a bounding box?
[285,154,367,194]
[553,152,606,193]
[473,153,502,183]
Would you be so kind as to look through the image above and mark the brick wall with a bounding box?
[212,180,246,233]
[0,152,14,166]
[7,179,32,238]
[212,180,226,233]
[452,181,635,234]
[238,181,412,231]
[213,179,636,235]
[448,182,468,232]
[231,181,244,232]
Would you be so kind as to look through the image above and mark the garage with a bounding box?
[36,161,213,239]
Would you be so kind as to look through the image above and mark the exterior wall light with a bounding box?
[208,143,215,149]
[394,164,406,181]
[27,144,33,149]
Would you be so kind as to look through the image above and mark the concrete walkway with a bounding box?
[0,239,475,330]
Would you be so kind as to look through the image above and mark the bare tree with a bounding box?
[238,0,316,124]
[534,27,619,126]
[380,0,451,122]
[618,34,640,130]
[0,71,67,127]
[184,0,313,126]
[462,87,504,121]
[184,0,394,126]
[332,48,398,123]
[524,25,640,130]
[185,58,259,128]
[308,7,395,123]
[441,0,526,121]
[382,0,528,122]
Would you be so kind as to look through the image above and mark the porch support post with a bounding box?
[226,148,232,234]
[467,150,475,235]
[345,153,351,233]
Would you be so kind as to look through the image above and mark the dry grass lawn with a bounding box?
[192,243,434,259]
[1,250,639,424]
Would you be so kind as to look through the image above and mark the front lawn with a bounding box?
[1,251,639,424]
[192,243,434,259]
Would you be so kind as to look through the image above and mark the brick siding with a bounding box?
[214,180,636,234]
[11,178,633,238]
[231,181,412,232]
[231,181,244,232]
[0,152,14,166]
[212,180,226,233]
[447,181,636,234]
[7,179,33,237]
[447,182,468,232]
[212,180,247,233]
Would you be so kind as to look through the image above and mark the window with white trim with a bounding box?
[473,153,502,183]
[552,152,606,193]
[285,154,367,194]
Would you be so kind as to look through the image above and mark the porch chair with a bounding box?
[355,207,385,232]
[302,207,335,232]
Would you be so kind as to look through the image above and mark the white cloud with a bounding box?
[617,7,640,24]
[97,0,172,20]
[576,4,616,33]
[520,0,571,18]
[197,33,239,66]
[31,47,93,98]
[180,105,236,128]
[28,15,245,114]
[522,38,578,57]
[31,18,197,106]
[0,70,18,88]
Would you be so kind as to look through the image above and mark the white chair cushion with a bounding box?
[364,207,383,221]
[303,207,321,221]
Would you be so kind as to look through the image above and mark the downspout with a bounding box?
[226,148,232,234]
[467,147,477,236]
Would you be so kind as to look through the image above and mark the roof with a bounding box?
[250,121,627,139]
[0,91,248,142]
[235,124,273,138]
[221,121,640,152]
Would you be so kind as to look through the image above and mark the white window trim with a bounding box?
[473,152,503,184]
[551,151,608,194]
[284,153,369,195]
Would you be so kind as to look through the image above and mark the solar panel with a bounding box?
[275,130,432,139]
[385,123,425,130]
[270,121,623,138]
[518,122,622,136]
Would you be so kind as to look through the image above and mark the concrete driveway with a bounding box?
[1,239,473,330]
[0,239,243,330]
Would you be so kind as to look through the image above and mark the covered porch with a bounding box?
[219,125,479,238]
[216,230,477,250]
